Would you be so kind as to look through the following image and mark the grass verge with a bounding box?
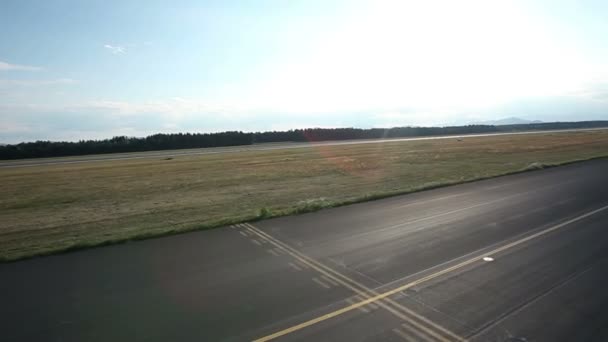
[1,130,608,262]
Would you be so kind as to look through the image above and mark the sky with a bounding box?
[1,0,607,143]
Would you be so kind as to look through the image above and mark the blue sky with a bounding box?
[1,0,607,143]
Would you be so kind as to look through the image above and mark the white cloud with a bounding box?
[84,98,249,118]
[0,61,42,72]
[104,44,126,54]
[565,67,608,102]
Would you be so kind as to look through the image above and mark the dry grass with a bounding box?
[2,130,608,261]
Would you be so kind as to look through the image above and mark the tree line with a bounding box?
[1,121,607,160]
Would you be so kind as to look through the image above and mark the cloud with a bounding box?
[2,89,607,144]
[104,44,126,54]
[576,83,608,102]
[0,61,42,72]
[561,69,608,102]
[84,98,248,119]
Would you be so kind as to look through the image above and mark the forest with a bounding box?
[1,121,606,160]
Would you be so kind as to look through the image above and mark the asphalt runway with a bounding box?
[1,159,608,341]
[1,127,605,168]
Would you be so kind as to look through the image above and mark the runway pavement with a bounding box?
[1,127,606,168]
[1,159,607,341]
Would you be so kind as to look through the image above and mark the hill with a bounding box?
[473,117,543,125]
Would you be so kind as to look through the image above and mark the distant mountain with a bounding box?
[474,117,543,126]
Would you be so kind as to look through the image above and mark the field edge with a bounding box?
[2,154,607,263]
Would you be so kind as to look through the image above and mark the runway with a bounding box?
[1,127,605,168]
[1,159,607,341]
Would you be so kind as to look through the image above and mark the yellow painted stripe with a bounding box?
[252,203,608,341]
[244,224,455,341]
[346,297,370,313]
[244,223,460,342]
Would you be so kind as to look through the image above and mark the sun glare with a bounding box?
[252,0,588,113]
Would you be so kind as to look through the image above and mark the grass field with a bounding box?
[2,130,608,261]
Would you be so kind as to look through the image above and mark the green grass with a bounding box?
[2,130,608,262]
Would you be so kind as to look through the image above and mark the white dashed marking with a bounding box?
[393,328,417,342]
[312,277,331,289]
[288,262,302,271]
[321,275,340,287]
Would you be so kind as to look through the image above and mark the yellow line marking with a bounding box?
[244,223,460,342]
[250,203,608,342]
[247,223,457,342]
[393,328,417,342]
[346,297,370,313]
[312,277,331,289]
[348,296,378,312]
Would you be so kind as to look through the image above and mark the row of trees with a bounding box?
[1,121,606,160]
[251,125,503,143]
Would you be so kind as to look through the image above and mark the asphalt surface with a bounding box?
[1,127,606,168]
[2,159,608,341]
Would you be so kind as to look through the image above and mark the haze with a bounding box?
[1,0,607,143]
